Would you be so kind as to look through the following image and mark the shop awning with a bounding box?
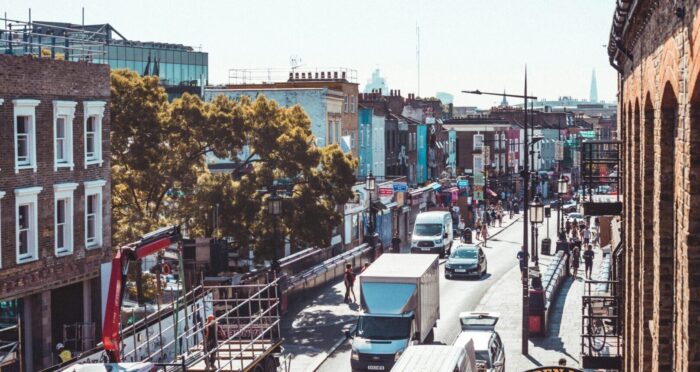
[430,182,441,191]
[486,188,498,197]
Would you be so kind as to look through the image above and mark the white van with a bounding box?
[391,344,477,372]
[411,211,454,257]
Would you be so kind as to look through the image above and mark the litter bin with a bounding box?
[528,288,546,336]
[541,238,551,255]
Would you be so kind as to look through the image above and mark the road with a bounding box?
[316,215,528,372]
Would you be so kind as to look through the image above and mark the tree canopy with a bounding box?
[110,70,357,259]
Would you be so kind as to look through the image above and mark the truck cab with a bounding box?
[410,211,454,257]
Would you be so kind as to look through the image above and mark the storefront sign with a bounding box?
[473,185,484,201]
[457,180,468,189]
[396,191,405,206]
[392,182,408,192]
[474,173,485,186]
[379,186,394,196]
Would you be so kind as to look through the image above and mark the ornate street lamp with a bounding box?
[365,173,376,248]
[558,176,569,234]
[529,195,544,265]
[267,192,282,276]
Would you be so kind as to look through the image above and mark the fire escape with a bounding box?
[580,139,622,370]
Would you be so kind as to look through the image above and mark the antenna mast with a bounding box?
[416,23,420,97]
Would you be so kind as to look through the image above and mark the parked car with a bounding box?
[444,244,487,279]
[454,312,505,372]
[567,212,584,225]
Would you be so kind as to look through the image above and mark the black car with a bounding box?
[445,244,487,279]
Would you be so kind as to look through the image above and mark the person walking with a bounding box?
[481,224,489,247]
[344,263,357,303]
[204,314,224,369]
[571,245,581,278]
[391,233,401,253]
[490,209,497,227]
[582,225,591,246]
[497,210,503,227]
[517,246,529,280]
[475,218,482,240]
[583,244,595,279]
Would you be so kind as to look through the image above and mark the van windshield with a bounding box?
[356,315,412,340]
[414,224,443,236]
[475,350,491,368]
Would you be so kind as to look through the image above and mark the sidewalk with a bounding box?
[475,229,605,370]
[281,278,360,372]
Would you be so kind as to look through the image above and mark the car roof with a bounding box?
[453,244,479,251]
[454,330,493,351]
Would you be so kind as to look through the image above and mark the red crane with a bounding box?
[102,225,182,363]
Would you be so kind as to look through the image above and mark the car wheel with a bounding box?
[483,262,487,276]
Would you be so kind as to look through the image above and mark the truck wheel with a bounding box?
[262,356,277,372]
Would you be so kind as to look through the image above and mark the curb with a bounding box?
[305,325,355,372]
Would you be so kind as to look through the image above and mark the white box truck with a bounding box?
[410,211,454,257]
[345,254,440,371]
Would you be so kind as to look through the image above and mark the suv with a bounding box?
[453,312,504,372]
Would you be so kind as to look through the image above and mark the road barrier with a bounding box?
[530,250,568,336]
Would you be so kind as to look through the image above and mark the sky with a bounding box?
[2,0,618,108]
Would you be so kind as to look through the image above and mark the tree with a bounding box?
[110,70,357,260]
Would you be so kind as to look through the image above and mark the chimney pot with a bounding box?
[321,72,325,79]
[334,71,338,79]
[379,88,382,96]
[342,71,346,79]
[289,72,293,79]
[295,72,299,80]
[301,72,306,79]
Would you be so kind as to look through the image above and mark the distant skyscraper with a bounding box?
[590,69,598,103]
[500,89,509,106]
[363,69,389,94]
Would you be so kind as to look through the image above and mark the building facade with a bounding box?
[608,1,700,370]
[0,55,111,370]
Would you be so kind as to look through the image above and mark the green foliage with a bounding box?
[110,70,357,258]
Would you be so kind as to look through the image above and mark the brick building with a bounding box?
[0,55,111,370]
[608,1,700,370]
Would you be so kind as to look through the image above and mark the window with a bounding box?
[473,154,483,174]
[473,134,484,150]
[344,95,349,113]
[54,183,78,256]
[84,180,106,248]
[0,190,5,267]
[54,101,77,171]
[351,95,356,113]
[13,99,40,173]
[351,130,356,149]
[84,101,106,167]
[328,120,335,145]
[15,187,42,263]
[500,133,506,150]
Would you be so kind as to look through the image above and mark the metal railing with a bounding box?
[1,17,106,61]
[580,279,622,370]
[0,323,20,369]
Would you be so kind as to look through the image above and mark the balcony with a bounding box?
[580,277,622,370]
[581,140,622,216]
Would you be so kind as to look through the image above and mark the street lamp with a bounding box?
[557,175,568,235]
[267,193,282,277]
[365,172,376,248]
[529,196,544,265]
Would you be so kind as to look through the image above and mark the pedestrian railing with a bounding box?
[532,250,568,336]
[580,279,621,370]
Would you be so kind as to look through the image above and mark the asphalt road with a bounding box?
[316,216,527,372]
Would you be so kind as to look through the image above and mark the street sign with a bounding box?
[457,180,468,189]
[474,173,485,186]
[392,182,408,192]
[379,186,394,196]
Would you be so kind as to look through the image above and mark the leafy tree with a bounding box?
[110,70,357,260]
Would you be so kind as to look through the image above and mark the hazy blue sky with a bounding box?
[3,1,618,108]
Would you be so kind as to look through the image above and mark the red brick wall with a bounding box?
[0,55,111,300]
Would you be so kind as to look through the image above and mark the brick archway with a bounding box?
[654,81,677,371]
[687,76,700,370]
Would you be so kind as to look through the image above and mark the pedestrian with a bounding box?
[517,247,529,279]
[344,263,357,303]
[204,314,224,369]
[497,211,502,227]
[571,245,581,278]
[583,244,595,279]
[56,343,71,363]
[481,224,489,247]
[490,209,497,227]
[565,220,572,235]
[360,262,370,273]
[391,233,401,253]
[475,218,482,239]
[484,210,491,227]
[582,225,591,246]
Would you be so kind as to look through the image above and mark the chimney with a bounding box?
[301,72,306,79]
[295,72,300,80]
[334,71,338,79]
[321,71,325,79]
[342,71,346,79]
[327,71,332,80]
[398,90,401,97]
[289,72,293,80]
[315,72,319,79]
[379,88,382,96]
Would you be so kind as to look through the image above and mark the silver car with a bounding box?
[453,312,505,372]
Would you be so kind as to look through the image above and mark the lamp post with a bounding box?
[463,71,537,354]
[529,196,544,265]
[557,175,568,235]
[365,172,376,249]
[267,192,282,277]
